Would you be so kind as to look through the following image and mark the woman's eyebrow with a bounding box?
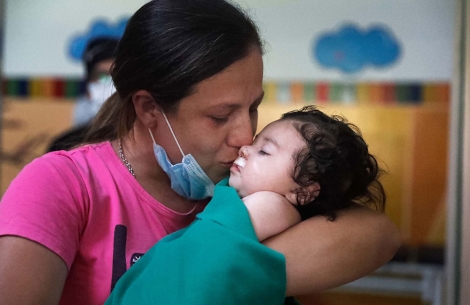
[212,91,265,110]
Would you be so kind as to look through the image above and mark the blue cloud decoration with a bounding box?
[314,24,401,74]
[68,17,129,61]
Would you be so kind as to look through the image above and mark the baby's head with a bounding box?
[229,117,317,207]
[229,105,386,221]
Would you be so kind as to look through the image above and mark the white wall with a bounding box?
[245,0,456,81]
[3,0,147,77]
[3,0,456,81]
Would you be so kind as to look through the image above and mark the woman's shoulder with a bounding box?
[41,141,114,168]
[60,140,113,156]
[0,142,116,271]
[2,141,119,220]
[11,141,116,191]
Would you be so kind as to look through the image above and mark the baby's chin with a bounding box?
[228,175,236,189]
[228,176,243,197]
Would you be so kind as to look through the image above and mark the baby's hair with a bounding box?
[280,105,386,221]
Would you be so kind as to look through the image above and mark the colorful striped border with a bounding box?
[2,78,450,105]
[263,81,450,105]
[2,78,86,99]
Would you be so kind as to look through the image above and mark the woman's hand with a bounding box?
[0,236,68,305]
[263,205,401,296]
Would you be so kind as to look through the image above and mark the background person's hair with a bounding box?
[82,37,119,82]
[281,105,387,221]
[86,0,263,143]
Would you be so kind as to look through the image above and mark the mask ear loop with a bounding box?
[148,111,186,158]
[148,128,157,143]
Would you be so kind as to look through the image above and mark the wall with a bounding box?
[3,0,455,81]
[3,0,147,77]
[248,0,455,81]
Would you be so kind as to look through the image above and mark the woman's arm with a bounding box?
[0,154,86,304]
[0,236,68,305]
[263,205,401,296]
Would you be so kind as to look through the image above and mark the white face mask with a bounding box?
[87,76,116,116]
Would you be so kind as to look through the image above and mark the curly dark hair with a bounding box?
[281,105,386,221]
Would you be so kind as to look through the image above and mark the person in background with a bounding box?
[0,1,401,305]
[47,37,119,152]
[105,105,387,304]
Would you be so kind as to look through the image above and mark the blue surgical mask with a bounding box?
[149,112,215,200]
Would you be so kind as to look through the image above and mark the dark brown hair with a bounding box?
[282,105,386,221]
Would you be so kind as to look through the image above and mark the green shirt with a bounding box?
[106,178,287,305]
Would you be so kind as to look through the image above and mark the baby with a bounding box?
[231,105,385,241]
[106,105,386,305]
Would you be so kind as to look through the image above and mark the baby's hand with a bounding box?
[242,191,301,241]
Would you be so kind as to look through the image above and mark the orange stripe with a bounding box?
[291,82,303,104]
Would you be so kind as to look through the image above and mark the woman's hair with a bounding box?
[281,105,386,221]
[86,0,263,142]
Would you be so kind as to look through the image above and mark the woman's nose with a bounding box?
[227,114,256,149]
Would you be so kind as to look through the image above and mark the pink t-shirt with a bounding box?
[0,142,206,305]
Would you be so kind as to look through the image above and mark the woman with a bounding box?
[0,1,400,304]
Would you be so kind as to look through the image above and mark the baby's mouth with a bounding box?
[233,157,246,168]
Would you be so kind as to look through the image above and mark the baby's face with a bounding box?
[229,120,305,198]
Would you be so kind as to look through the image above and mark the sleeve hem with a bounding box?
[0,224,77,270]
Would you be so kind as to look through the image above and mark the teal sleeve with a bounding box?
[106,178,287,305]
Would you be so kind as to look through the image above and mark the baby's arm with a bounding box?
[242,191,301,242]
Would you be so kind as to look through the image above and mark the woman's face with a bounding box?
[157,48,264,183]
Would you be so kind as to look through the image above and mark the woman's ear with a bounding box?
[286,182,320,205]
[132,90,160,128]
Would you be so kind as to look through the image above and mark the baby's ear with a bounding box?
[287,183,320,205]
